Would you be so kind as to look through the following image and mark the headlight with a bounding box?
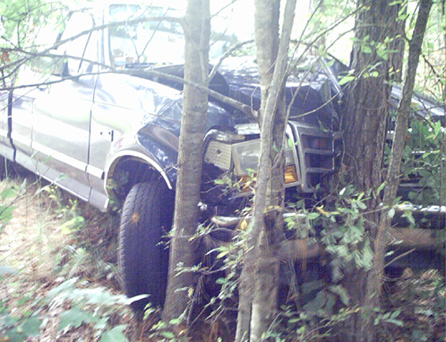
[232,140,260,176]
[204,131,300,186]
[232,139,299,184]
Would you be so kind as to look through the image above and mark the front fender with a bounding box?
[105,125,179,193]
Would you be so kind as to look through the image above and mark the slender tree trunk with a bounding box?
[389,2,406,83]
[162,0,210,323]
[235,0,297,340]
[442,1,446,214]
[235,3,280,337]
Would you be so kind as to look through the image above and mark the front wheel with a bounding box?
[118,179,174,312]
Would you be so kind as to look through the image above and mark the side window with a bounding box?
[59,12,98,76]
[29,21,65,75]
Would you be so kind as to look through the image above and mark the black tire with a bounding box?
[118,179,174,312]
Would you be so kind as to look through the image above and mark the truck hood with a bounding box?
[131,56,341,128]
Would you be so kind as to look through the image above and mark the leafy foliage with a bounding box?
[397,114,446,206]
[0,276,134,342]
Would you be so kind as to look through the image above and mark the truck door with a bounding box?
[30,11,97,201]
[10,23,65,165]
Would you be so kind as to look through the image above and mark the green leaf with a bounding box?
[303,290,326,314]
[356,201,367,210]
[0,188,17,201]
[307,212,320,220]
[80,288,121,305]
[19,316,41,336]
[94,318,108,331]
[342,225,363,244]
[376,182,386,196]
[0,206,17,224]
[338,75,355,86]
[59,307,98,330]
[387,208,395,219]
[411,329,428,341]
[401,210,415,225]
[47,278,78,297]
[215,278,226,285]
[216,250,229,259]
[60,216,85,234]
[361,45,372,54]
[386,318,403,327]
[100,325,128,342]
[329,285,350,305]
[5,328,27,342]
[160,331,176,339]
[169,318,182,325]
[361,243,374,270]
[376,49,388,60]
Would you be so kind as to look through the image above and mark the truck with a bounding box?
[0,2,443,311]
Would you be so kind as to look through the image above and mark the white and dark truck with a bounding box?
[0,2,443,311]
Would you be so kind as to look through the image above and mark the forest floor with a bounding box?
[0,174,140,341]
[0,173,444,341]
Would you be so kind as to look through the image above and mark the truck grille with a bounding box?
[288,121,334,192]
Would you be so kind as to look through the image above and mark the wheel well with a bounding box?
[108,157,167,201]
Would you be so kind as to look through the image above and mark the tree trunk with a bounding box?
[341,1,397,341]
[389,2,406,83]
[340,1,432,341]
[162,0,210,323]
[373,0,432,311]
[235,0,297,340]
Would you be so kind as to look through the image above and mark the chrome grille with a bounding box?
[288,121,334,192]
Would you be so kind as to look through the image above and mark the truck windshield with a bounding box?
[108,4,235,69]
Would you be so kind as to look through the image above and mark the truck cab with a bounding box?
[1,2,337,311]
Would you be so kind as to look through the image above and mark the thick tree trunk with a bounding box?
[341,1,432,341]
[344,0,393,191]
[162,0,210,323]
[341,1,397,341]
[373,0,432,311]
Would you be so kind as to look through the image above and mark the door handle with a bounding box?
[100,129,114,142]
[108,129,114,142]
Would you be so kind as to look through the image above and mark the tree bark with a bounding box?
[344,0,393,192]
[162,0,210,323]
[388,2,406,83]
[372,0,432,313]
[235,0,297,340]
[341,1,397,341]
[340,1,432,341]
